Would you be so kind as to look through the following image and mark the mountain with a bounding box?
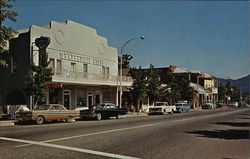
[217,75,250,94]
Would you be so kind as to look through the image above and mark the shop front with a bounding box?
[48,84,117,110]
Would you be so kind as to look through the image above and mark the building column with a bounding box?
[116,87,119,106]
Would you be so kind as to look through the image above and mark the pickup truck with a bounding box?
[148,102,176,115]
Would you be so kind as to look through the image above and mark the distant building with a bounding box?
[127,65,218,110]
[0,20,132,110]
[169,65,218,108]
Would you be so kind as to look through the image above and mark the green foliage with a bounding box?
[130,67,147,107]
[146,64,161,104]
[160,73,193,104]
[0,0,18,66]
[130,66,194,106]
[24,37,53,105]
[118,54,133,69]
[242,93,250,104]
[171,74,193,101]
[218,82,241,102]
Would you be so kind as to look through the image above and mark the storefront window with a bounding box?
[77,88,86,106]
[49,88,60,104]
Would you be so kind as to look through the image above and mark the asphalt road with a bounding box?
[0,108,249,159]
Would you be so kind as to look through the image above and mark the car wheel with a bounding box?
[66,116,75,123]
[96,113,102,120]
[171,110,174,114]
[116,114,121,119]
[36,116,44,125]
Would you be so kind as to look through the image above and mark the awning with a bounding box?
[190,83,211,94]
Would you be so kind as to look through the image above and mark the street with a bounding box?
[0,108,249,159]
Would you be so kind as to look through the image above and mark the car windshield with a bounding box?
[34,105,51,110]
[76,105,87,108]
[155,103,164,106]
[175,104,183,106]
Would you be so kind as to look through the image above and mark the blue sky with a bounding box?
[4,0,250,79]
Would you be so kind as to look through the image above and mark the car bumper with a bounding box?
[16,116,34,121]
[148,111,163,115]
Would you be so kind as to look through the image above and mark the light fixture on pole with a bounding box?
[119,36,145,108]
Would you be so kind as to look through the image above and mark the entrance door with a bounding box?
[95,95,100,105]
[63,90,71,109]
[87,92,93,108]
[88,96,93,107]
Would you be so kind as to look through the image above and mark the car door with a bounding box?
[48,105,58,120]
[58,105,68,119]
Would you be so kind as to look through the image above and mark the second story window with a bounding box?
[83,63,88,79]
[83,64,88,73]
[56,59,62,74]
[49,58,55,73]
[106,67,110,75]
[49,58,55,69]
[71,62,76,72]
[102,66,105,74]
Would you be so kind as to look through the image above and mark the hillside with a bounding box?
[217,75,250,94]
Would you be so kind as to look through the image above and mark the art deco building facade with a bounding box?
[0,20,132,110]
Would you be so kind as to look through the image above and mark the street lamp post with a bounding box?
[119,36,145,108]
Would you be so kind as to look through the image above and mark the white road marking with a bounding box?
[16,122,162,147]
[15,109,247,148]
[0,136,140,159]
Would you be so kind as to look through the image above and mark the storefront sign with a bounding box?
[60,52,104,66]
[93,58,103,66]
[60,52,91,64]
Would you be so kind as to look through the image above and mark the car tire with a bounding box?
[66,116,75,123]
[116,114,121,119]
[96,113,102,120]
[171,110,174,114]
[36,116,45,125]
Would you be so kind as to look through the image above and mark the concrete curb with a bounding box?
[121,112,148,119]
[0,120,16,127]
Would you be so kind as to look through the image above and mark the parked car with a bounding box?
[16,104,79,124]
[175,103,191,112]
[148,102,176,115]
[229,102,239,108]
[74,105,88,111]
[202,103,216,109]
[79,103,128,120]
[216,102,225,108]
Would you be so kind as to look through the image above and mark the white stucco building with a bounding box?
[0,20,132,109]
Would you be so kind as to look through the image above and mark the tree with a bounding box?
[146,64,161,105]
[130,67,147,112]
[24,37,53,106]
[218,82,241,103]
[168,73,193,103]
[118,54,133,69]
[0,0,18,67]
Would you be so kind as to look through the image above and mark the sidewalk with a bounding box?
[0,120,16,127]
[121,112,148,119]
